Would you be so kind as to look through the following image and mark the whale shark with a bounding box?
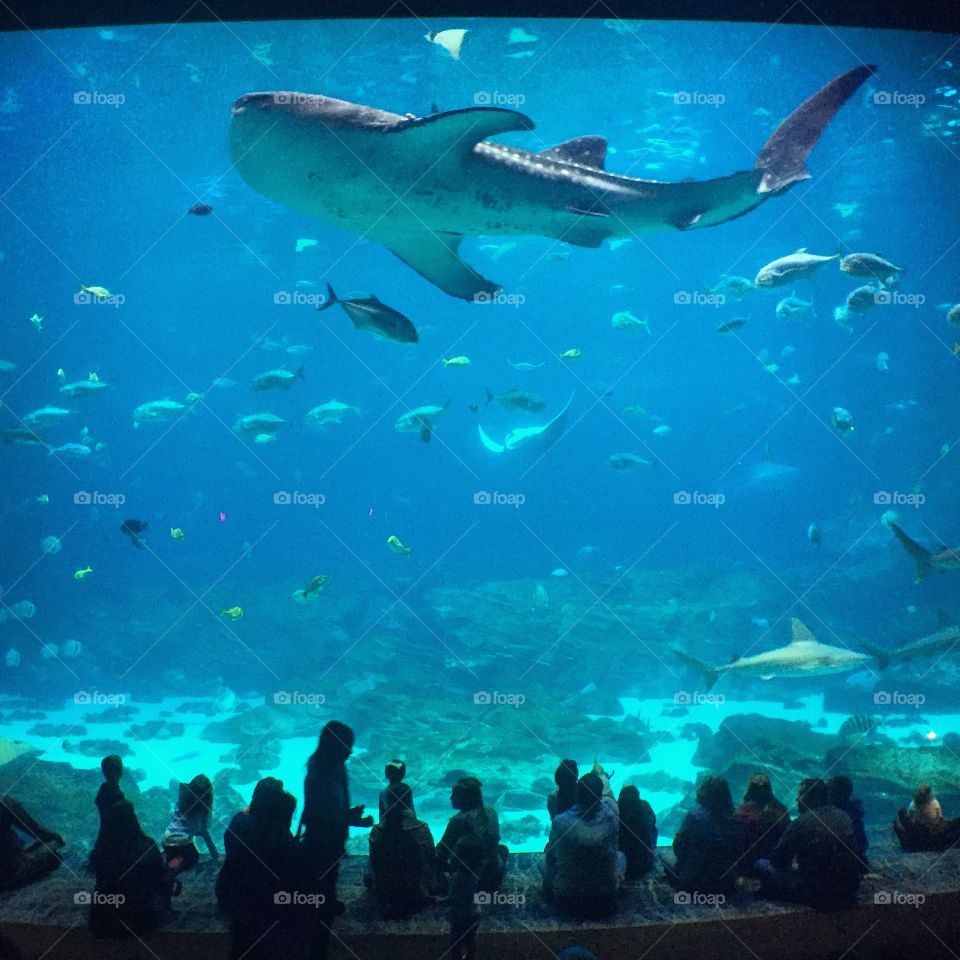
[478,394,573,454]
[229,65,875,300]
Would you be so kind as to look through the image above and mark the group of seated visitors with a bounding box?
[3,717,959,959]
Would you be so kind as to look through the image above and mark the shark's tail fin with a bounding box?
[674,649,719,692]
[890,523,932,582]
[317,283,338,313]
[755,64,875,195]
[856,639,892,671]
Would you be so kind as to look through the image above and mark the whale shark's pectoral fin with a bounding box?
[539,136,608,168]
[392,106,534,156]
[378,231,500,301]
[478,424,506,454]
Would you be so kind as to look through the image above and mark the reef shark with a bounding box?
[229,65,875,300]
[478,394,572,454]
[889,523,960,582]
[676,618,872,690]
[860,626,960,671]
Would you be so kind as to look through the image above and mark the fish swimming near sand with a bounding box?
[230,66,874,299]
[675,618,871,690]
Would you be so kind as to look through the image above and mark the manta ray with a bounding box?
[229,65,874,300]
[478,394,572,454]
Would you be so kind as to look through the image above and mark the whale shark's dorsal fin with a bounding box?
[392,107,534,155]
[790,617,816,645]
[539,135,607,169]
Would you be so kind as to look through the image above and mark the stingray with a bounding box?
[478,394,573,454]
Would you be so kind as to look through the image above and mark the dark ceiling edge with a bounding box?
[0,0,958,34]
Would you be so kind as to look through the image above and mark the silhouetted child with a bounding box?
[379,759,408,822]
[161,774,220,876]
[95,755,125,824]
[827,775,868,873]
[446,835,484,960]
[618,785,658,880]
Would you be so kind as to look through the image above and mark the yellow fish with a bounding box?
[36,494,49,504]
[387,535,411,557]
[80,285,111,298]
[30,313,43,331]
[220,606,244,620]
[170,527,185,540]
[73,565,93,581]
[559,348,582,360]
[88,371,99,382]
[56,368,66,382]
[441,356,471,367]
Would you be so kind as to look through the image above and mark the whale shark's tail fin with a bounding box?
[889,522,933,582]
[756,64,875,195]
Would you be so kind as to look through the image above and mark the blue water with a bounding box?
[1,19,959,845]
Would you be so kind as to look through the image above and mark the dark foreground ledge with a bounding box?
[4,844,960,959]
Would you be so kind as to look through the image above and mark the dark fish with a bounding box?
[468,403,480,413]
[716,318,747,333]
[187,202,214,216]
[3,427,46,445]
[121,519,148,548]
[488,387,545,412]
[317,283,418,344]
[839,715,879,739]
[171,750,201,763]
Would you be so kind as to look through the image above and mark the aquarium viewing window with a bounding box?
[1,3,960,959]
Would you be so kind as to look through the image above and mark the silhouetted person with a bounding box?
[378,759,408,822]
[88,800,170,937]
[737,773,789,871]
[95,755,125,822]
[827,775,868,873]
[893,783,960,851]
[436,776,506,895]
[759,778,861,910]
[618,785,658,880]
[0,796,64,890]
[300,721,373,960]
[667,775,741,895]
[368,782,437,918]
[444,834,484,960]
[161,774,220,876]
[547,759,579,821]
